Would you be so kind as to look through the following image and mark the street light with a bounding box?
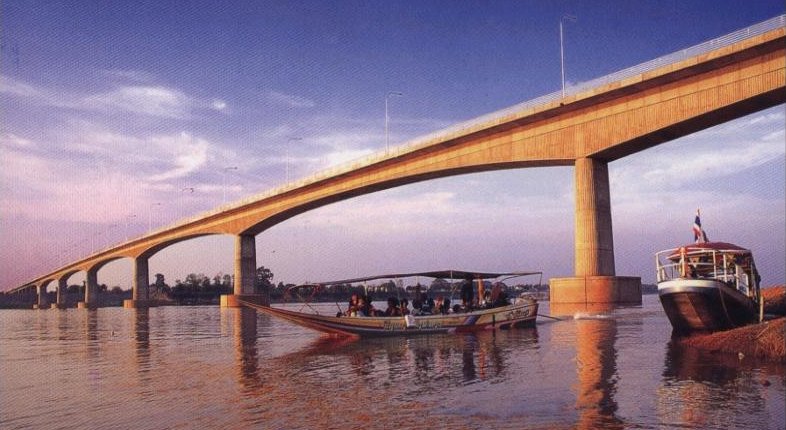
[222,166,238,204]
[148,202,162,231]
[286,137,302,183]
[125,214,137,241]
[385,91,403,153]
[560,14,577,97]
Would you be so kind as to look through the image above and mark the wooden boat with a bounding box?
[655,242,762,334]
[239,270,540,338]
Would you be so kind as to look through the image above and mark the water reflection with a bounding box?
[551,303,624,430]
[134,308,150,377]
[232,307,261,388]
[270,329,533,387]
[84,309,99,358]
[658,339,784,428]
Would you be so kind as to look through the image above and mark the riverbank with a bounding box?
[675,286,786,363]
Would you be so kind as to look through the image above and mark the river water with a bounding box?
[1,295,783,429]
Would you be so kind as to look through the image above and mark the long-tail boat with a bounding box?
[239,270,540,338]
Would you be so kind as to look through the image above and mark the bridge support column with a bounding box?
[78,268,99,309]
[124,257,155,308]
[221,234,268,307]
[34,284,49,309]
[551,158,641,304]
[51,278,68,309]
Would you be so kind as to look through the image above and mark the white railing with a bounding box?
[655,247,757,298]
[184,15,785,228]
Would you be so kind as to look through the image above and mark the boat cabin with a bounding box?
[656,242,761,300]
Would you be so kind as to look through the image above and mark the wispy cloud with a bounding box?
[612,108,785,192]
[1,74,227,119]
[148,132,210,181]
[0,133,34,149]
[82,85,201,119]
[266,90,316,108]
[0,75,59,107]
[100,69,158,83]
[0,124,215,224]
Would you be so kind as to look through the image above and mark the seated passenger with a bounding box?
[399,298,410,316]
[440,297,451,314]
[356,297,370,317]
[460,278,474,309]
[482,290,491,308]
[491,284,510,307]
[385,297,402,316]
[412,293,423,313]
[346,293,360,317]
[419,293,434,315]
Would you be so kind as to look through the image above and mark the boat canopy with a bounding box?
[665,242,751,261]
[304,270,542,286]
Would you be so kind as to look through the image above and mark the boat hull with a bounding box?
[240,299,538,338]
[658,279,757,334]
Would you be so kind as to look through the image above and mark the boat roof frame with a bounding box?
[303,269,542,287]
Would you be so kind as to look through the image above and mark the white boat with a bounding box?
[655,241,762,334]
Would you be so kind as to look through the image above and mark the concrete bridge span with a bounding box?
[8,17,785,308]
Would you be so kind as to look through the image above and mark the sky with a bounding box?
[1,0,784,292]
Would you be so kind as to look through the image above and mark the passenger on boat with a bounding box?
[412,284,423,312]
[399,298,410,316]
[419,293,435,315]
[356,296,370,316]
[490,283,510,307]
[435,295,451,314]
[385,297,402,316]
[481,290,492,308]
[346,293,360,317]
[461,278,474,310]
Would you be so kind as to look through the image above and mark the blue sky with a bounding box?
[1,1,784,291]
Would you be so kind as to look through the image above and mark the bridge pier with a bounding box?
[51,278,68,309]
[551,158,641,304]
[34,284,49,309]
[78,268,100,309]
[124,257,156,308]
[221,234,268,307]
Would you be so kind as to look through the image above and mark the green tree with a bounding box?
[255,266,274,294]
[153,273,170,292]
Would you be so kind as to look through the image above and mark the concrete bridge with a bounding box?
[6,16,785,309]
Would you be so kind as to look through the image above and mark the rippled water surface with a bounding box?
[1,295,783,429]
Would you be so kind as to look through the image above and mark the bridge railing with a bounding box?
[240,15,786,213]
[149,15,786,242]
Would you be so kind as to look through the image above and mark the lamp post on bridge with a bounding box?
[125,214,137,241]
[560,14,577,98]
[385,91,403,154]
[286,137,302,183]
[148,202,162,232]
[222,166,238,204]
